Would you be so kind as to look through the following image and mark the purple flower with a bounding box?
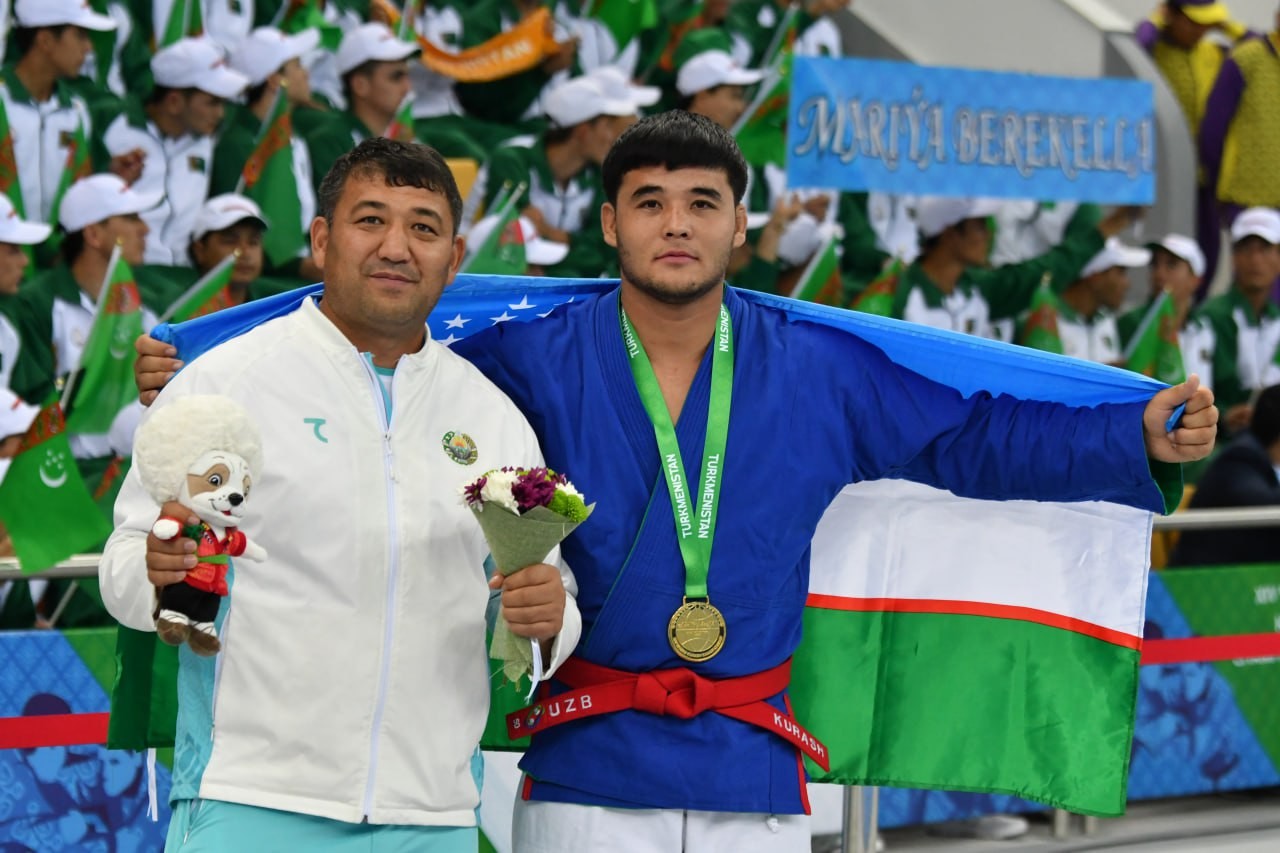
[512,468,556,512]
[463,476,487,506]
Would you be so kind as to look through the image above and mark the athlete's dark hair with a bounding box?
[602,110,748,206]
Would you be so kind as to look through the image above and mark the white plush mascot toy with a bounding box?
[133,395,267,656]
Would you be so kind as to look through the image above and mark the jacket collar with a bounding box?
[296,292,437,373]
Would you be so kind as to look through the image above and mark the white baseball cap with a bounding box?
[1081,237,1151,278]
[191,194,269,242]
[0,196,52,245]
[543,76,637,129]
[1146,233,1206,278]
[589,66,660,111]
[1230,207,1280,246]
[336,23,418,76]
[676,51,765,97]
[59,174,163,233]
[467,214,569,267]
[14,0,116,31]
[0,395,39,442]
[229,26,321,86]
[914,196,1003,238]
[152,37,250,99]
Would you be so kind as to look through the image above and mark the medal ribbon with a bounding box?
[621,303,733,599]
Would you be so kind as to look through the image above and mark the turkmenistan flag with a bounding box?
[1126,292,1185,385]
[281,0,342,51]
[149,275,1179,816]
[159,253,237,323]
[64,247,144,435]
[0,97,32,264]
[585,0,659,48]
[852,258,902,316]
[1019,276,1064,355]
[788,233,841,306]
[157,0,204,48]
[734,52,790,168]
[395,0,417,42]
[0,403,112,572]
[47,119,93,248]
[0,99,21,213]
[463,200,524,276]
[385,94,416,144]
[238,90,304,268]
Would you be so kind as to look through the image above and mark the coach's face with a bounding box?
[311,170,464,349]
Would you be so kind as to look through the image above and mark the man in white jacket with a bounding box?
[99,137,581,852]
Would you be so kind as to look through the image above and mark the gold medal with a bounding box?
[668,598,727,662]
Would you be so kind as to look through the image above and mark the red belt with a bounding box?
[506,656,830,770]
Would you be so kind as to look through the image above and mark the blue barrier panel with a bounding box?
[787,56,1156,203]
[0,628,171,849]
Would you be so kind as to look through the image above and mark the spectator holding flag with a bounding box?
[888,196,1140,339]
[473,74,638,278]
[1,0,143,237]
[10,174,161,624]
[100,36,249,265]
[14,174,162,493]
[213,25,322,279]
[304,22,418,191]
[140,193,295,321]
[1193,207,1280,434]
[1053,238,1150,365]
[1120,234,1217,388]
[463,211,569,277]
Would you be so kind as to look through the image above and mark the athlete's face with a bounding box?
[603,165,746,306]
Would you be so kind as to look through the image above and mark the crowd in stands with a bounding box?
[1,0,1280,628]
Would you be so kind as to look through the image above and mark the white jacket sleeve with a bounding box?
[99,443,163,632]
[541,548,581,681]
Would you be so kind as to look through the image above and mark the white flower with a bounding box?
[480,469,520,512]
[557,481,583,501]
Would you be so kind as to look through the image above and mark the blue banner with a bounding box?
[786,56,1156,203]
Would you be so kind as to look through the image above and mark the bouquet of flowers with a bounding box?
[461,467,592,688]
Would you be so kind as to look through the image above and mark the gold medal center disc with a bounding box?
[668,599,727,662]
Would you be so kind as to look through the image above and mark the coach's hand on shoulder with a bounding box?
[135,334,182,407]
[1143,374,1217,463]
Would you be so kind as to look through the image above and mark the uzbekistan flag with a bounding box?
[148,274,1177,817]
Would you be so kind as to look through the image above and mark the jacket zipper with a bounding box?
[360,356,399,819]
